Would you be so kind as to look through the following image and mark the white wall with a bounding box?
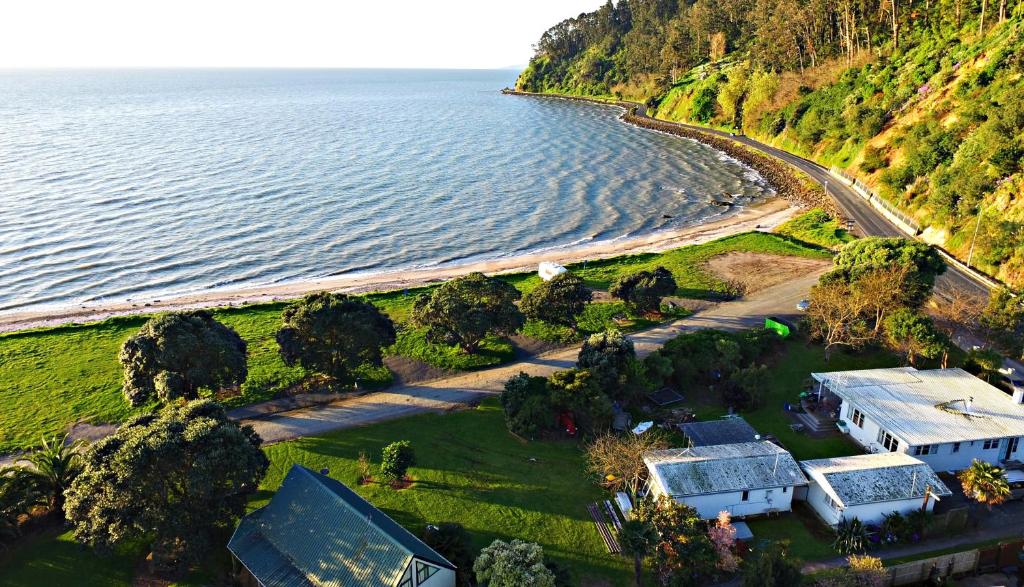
[805,480,937,526]
[840,400,1023,472]
[418,565,455,587]
[660,486,796,519]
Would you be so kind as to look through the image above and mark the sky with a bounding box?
[0,0,605,69]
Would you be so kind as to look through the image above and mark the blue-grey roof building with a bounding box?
[228,465,456,587]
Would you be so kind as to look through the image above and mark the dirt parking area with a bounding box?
[706,252,831,295]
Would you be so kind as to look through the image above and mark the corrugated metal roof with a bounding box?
[228,465,454,587]
[813,367,1024,445]
[681,417,759,446]
[800,452,952,507]
[644,441,807,497]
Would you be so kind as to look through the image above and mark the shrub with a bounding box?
[500,373,552,437]
[473,539,556,587]
[609,266,677,314]
[576,330,635,394]
[834,518,870,554]
[380,441,416,484]
[860,146,887,173]
[520,272,592,328]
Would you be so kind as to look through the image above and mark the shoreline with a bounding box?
[0,199,798,334]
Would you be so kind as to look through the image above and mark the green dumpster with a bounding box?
[765,317,791,338]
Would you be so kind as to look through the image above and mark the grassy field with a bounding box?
[0,399,632,586]
[773,208,855,250]
[0,229,828,453]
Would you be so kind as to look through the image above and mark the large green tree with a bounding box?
[64,400,268,572]
[473,539,556,587]
[276,292,396,382]
[828,237,946,308]
[500,372,552,437]
[520,272,592,328]
[632,496,718,583]
[119,310,248,406]
[884,308,947,366]
[576,330,636,393]
[610,266,677,314]
[412,272,525,353]
[548,368,613,434]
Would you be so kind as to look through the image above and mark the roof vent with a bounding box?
[1013,388,1024,405]
[966,396,974,413]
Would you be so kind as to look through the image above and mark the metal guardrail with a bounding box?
[828,167,921,234]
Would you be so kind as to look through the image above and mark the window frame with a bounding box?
[851,408,865,428]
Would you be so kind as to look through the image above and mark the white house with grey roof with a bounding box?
[800,452,952,526]
[644,441,808,519]
[815,367,1024,472]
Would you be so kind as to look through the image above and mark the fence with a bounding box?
[828,167,922,235]
[881,538,1024,586]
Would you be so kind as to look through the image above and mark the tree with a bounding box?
[813,555,886,587]
[709,511,741,572]
[610,267,677,315]
[725,364,770,409]
[473,539,556,587]
[521,272,592,328]
[412,273,525,353]
[958,459,1010,509]
[576,330,636,393]
[380,441,416,484]
[64,400,268,572]
[500,372,552,437]
[276,292,396,382]
[422,523,475,587]
[742,541,802,587]
[632,496,718,583]
[0,467,43,541]
[806,279,873,358]
[586,431,669,497]
[119,311,248,406]
[884,308,947,365]
[27,434,82,516]
[618,518,659,587]
[980,288,1024,359]
[830,238,946,308]
[548,369,613,434]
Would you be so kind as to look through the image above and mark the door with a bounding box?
[1005,437,1020,461]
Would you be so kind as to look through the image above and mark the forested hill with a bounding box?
[517,0,1024,289]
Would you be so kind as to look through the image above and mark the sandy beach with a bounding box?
[0,199,798,333]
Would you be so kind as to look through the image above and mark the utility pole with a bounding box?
[967,206,984,268]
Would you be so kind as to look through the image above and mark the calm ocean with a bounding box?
[0,69,772,314]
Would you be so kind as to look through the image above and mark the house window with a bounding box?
[952,442,961,453]
[782,486,788,493]
[398,565,414,587]
[914,445,936,456]
[1010,437,1021,454]
[741,490,750,501]
[416,561,439,584]
[878,429,899,452]
[826,495,840,511]
[983,439,1000,450]
[851,408,865,428]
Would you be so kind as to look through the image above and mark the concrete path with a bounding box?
[243,270,823,444]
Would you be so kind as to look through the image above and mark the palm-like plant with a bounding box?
[27,434,83,515]
[0,466,44,541]
[618,518,659,587]
[958,459,1010,509]
[833,517,870,554]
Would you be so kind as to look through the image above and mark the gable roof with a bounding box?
[814,367,1024,445]
[800,452,952,508]
[681,417,760,447]
[228,465,454,587]
[644,441,807,498]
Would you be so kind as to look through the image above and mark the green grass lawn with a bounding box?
[0,230,826,453]
[773,208,854,250]
[0,400,632,586]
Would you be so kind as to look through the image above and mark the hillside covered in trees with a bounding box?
[517,0,1024,287]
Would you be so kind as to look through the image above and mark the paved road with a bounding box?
[627,105,990,301]
[243,270,824,444]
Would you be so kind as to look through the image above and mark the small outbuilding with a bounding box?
[228,465,456,587]
[644,441,807,519]
[799,452,952,526]
[538,261,567,281]
[681,417,760,447]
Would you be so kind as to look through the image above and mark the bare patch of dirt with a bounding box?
[510,334,565,359]
[383,355,453,386]
[706,252,831,295]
